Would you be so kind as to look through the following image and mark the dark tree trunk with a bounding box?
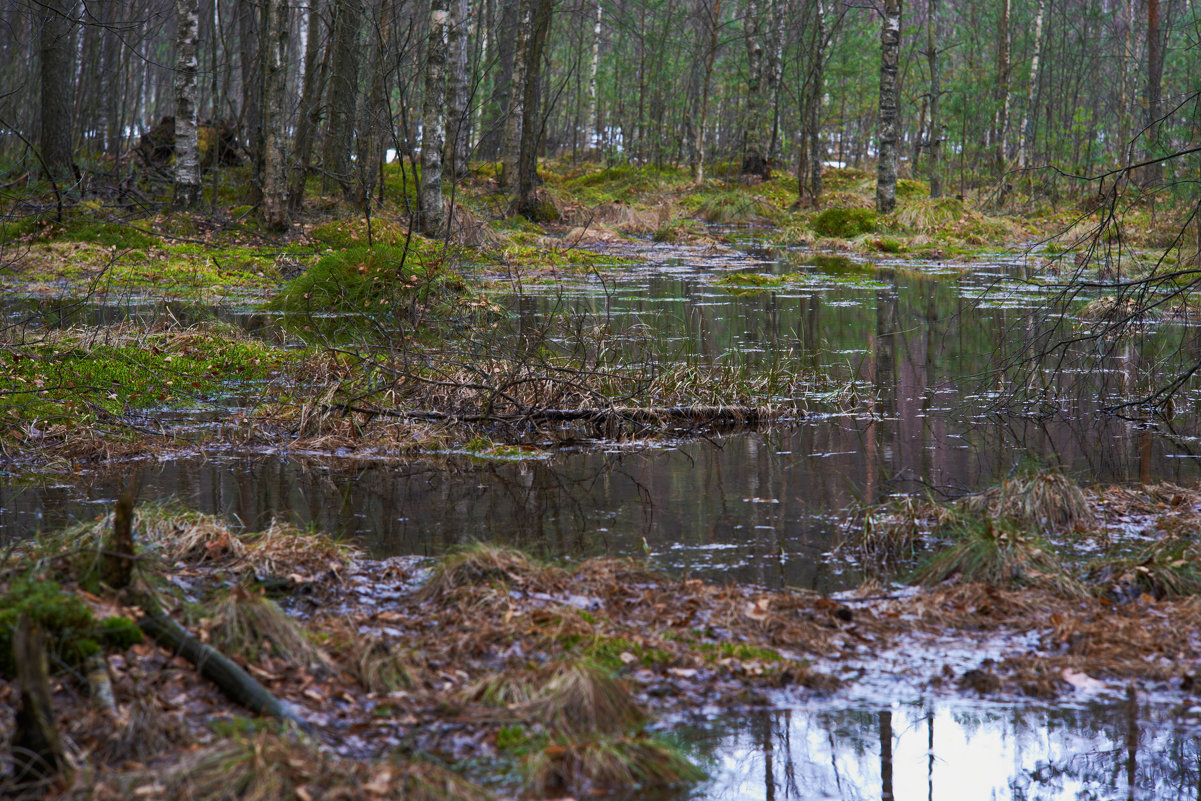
[173,0,202,209]
[322,0,363,198]
[238,0,263,204]
[478,0,521,160]
[38,0,75,183]
[289,0,329,212]
[515,0,554,219]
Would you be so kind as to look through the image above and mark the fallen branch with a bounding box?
[328,403,788,428]
[137,606,309,730]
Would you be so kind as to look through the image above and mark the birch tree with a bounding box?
[1016,0,1045,171]
[419,0,450,235]
[446,0,472,179]
[259,0,291,231]
[926,0,941,197]
[875,0,901,214]
[173,0,202,209]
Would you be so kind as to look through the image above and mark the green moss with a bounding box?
[811,207,878,238]
[272,244,469,313]
[696,641,782,663]
[0,579,102,677]
[100,615,144,648]
[820,168,873,192]
[895,179,929,199]
[0,327,300,431]
[872,236,905,253]
[49,220,158,250]
[559,633,671,670]
[310,217,420,249]
[715,273,784,292]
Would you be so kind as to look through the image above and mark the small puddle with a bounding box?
[688,696,1201,801]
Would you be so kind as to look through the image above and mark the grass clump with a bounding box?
[520,662,647,736]
[915,517,1084,596]
[959,470,1093,531]
[350,635,417,693]
[419,544,563,602]
[203,585,330,669]
[1088,537,1201,600]
[811,207,878,238]
[526,734,705,797]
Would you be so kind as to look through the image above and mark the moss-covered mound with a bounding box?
[811,207,878,238]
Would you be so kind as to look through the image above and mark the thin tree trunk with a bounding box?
[1017,0,1045,172]
[691,0,720,182]
[875,0,901,214]
[289,0,328,212]
[479,0,520,160]
[741,0,768,177]
[38,0,75,182]
[516,0,554,218]
[995,0,1011,190]
[322,0,362,197]
[926,0,941,197]
[584,0,603,154]
[446,0,471,178]
[499,0,529,189]
[173,0,202,208]
[357,0,396,206]
[420,0,450,234]
[259,0,291,231]
[1145,0,1163,186]
[12,617,72,789]
[238,0,262,204]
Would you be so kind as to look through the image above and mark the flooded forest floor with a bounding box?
[3,159,1201,798]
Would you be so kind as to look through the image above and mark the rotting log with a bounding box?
[12,615,73,791]
[135,604,309,730]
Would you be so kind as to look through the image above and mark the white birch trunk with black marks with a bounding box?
[420,0,450,235]
[875,0,901,214]
[260,0,291,231]
[173,0,202,208]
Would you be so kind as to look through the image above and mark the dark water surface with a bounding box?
[7,242,1201,799]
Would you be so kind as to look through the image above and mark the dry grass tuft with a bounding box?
[960,470,1093,531]
[1088,536,1201,600]
[916,517,1086,597]
[94,731,494,801]
[205,585,331,669]
[520,662,646,736]
[241,519,352,582]
[350,635,417,694]
[526,734,704,797]
[418,544,564,603]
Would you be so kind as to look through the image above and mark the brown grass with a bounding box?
[519,661,646,736]
[960,471,1093,531]
[526,734,705,797]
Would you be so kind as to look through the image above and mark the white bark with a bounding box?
[584,0,602,150]
[446,0,471,177]
[173,0,201,208]
[420,2,450,234]
[260,0,291,231]
[875,0,901,214]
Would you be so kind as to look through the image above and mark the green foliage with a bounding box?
[48,219,158,250]
[820,168,873,192]
[811,207,878,238]
[895,179,929,199]
[0,578,101,677]
[310,217,416,249]
[1089,537,1201,600]
[715,273,785,291]
[696,642,782,662]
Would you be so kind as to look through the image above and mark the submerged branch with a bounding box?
[327,402,790,429]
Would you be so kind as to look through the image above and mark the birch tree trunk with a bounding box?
[691,0,720,183]
[38,0,75,182]
[420,0,450,235]
[875,0,901,214]
[1017,0,1045,172]
[926,0,941,197]
[259,0,291,232]
[446,0,471,179]
[584,0,603,153]
[173,0,202,209]
[740,0,769,177]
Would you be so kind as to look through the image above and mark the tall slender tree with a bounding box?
[925,0,941,197]
[420,0,450,234]
[515,0,554,218]
[875,0,902,214]
[260,0,291,231]
[173,0,202,209]
[323,0,363,198]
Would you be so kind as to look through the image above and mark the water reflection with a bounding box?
[692,696,1201,801]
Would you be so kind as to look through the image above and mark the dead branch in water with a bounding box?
[326,402,790,430]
